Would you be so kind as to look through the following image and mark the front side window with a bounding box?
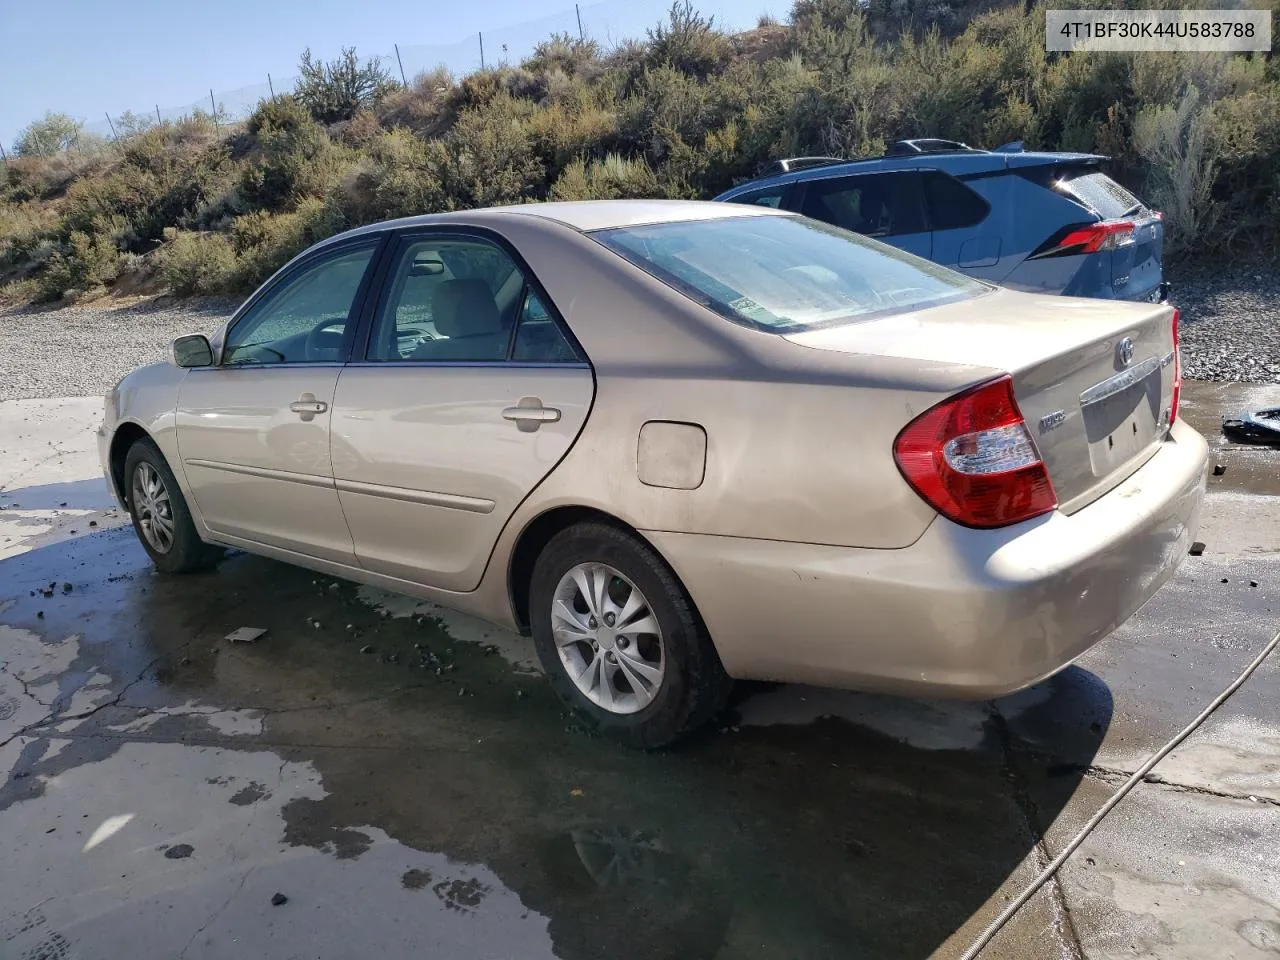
[223,242,377,365]
[593,214,987,333]
[369,236,578,363]
[798,173,926,238]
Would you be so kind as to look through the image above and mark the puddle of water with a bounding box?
[0,739,557,960]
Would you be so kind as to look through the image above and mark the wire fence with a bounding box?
[79,0,784,140]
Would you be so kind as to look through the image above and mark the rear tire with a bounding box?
[123,438,221,574]
[530,522,732,748]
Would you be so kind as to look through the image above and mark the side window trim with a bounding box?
[219,232,389,368]
[355,224,588,367]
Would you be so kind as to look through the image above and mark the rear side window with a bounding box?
[593,214,986,333]
[921,171,990,230]
[1056,171,1146,219]
[798,173,926,238]
[728,186,786,208]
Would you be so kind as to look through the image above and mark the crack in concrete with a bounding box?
[986,701,1086,960]
[0,661,54,709]
[0,657,159,750]
[1082,764,1280,807]
[177,866,254,960]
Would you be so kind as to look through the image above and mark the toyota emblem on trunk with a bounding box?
[1117,337,1135,368]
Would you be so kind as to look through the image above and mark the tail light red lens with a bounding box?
[1170,307,1181,425]
[893,376,1058,529]
[1035,219,1137,258]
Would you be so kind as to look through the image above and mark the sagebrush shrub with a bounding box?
[158,232,237,296]
[4,0,1280,308]
[295,47,398,124]
[37,230,120,301]
[551,154,660,199]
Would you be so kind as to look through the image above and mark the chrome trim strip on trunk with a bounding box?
[1079,355,1163,407]
[183,459,335,489]
[333,478,496,514]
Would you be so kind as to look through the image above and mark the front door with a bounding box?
[176,238,382,564]
[330,232,594,591]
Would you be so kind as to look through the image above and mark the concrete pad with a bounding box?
[2,388,1277,960]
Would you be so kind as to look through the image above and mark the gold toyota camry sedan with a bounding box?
[99,200,1207,746]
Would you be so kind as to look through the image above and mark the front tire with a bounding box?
[123,438,220,574]
[530,522,732,748]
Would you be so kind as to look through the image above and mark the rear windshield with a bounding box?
[592,215,987,333]
[1056,171,1146,219]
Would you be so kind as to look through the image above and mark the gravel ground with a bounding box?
[1171,264,1280,384]
[1,266,1275,401]
[0,296,236,401]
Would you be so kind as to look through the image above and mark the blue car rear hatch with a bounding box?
[1016,156,1165,302]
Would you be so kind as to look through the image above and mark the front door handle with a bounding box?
[503,397,561,433]
[290,393,328,421]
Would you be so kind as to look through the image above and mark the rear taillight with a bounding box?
[893,376,1058,529]
[1170,307,1181,424]
[1032,219,1137,258]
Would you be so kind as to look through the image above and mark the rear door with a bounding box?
[795,171,932,258]
[176,238,383,563]
[330,230,593,591]
[919,169,998,274]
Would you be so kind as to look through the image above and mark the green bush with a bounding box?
[37,230,120,301]
[550,154,660,199]
[231,197,343,290]
[431,94,545,208]
[3,0,1280,309]
[525,34,602,78]
[12,112,83,157]
[376,67,455,136]
[158,232,238,295]
[647,1,730,78]
[295,47,398,124]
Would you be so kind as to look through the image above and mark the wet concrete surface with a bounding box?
[0,383,1276,960]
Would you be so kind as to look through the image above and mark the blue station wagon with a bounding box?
[714,139,1168,304]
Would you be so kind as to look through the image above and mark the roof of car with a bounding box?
[714,149,1107,199]
[323,199,787,248]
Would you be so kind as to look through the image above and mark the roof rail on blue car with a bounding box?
[886,138,986,156]
[761,156,846,176]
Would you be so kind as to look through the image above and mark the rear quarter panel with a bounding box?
[973,174,1097,292]
[486,213,999,551]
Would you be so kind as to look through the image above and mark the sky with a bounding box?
[0,0,790,149]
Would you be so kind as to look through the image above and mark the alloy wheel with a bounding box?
[551,562,665,715]
[131,461,175,554]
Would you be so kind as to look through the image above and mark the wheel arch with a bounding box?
[109,421,152,508]
[508,505,669,636]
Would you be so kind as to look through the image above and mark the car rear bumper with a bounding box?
[645,419,1207,698]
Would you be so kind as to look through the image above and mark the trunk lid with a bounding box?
[786,288,1177,511]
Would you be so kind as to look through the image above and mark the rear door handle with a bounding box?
[503,397,561,432]
[290,393,328,421]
